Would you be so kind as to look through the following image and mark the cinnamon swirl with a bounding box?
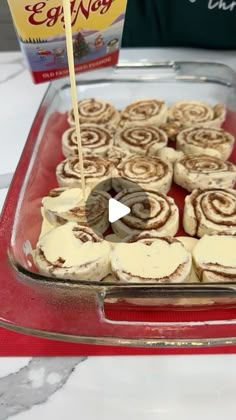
[56,155,113,191]
[174,154,236,192]
[193,234,236,282]
[119,99,168,128]
[112,156,173,194]
[62,125,114,157]
[112,189,179,238]
[111,232,192,283]
[67,98,120,128]
[34,223,110,281]
[183,188,236,237]
[176,126,235,161]
[115,125,168,155]
[168,101,226,129]
[42,187,110,235]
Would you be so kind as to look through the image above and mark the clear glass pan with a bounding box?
[1,60,236,347]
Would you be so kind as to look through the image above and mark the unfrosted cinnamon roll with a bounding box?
[176,126,235,161]
[67,98,120,128]
[112,156,173,194]
[56,155,113,191]
[168,101,226,128]
[112,189,179,238]
[174,154,236,192]
[62,125,114,157]
[42,187,110,235]
[119,99,168,128]
[111,232,192,283]
[193,234,236,282]
[183,188,236,237]
[114,125,168,155]
[34,223,110,281]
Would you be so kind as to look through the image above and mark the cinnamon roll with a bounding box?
[62,125,114,158]
[42,187,110,235]
[112,189,179,238]
[112,156,173,194]
[168,101,226,129]
[119,99,168,128]
[111,232,192,283]
[34,223,111,281]
[176,126,235,161]
[105,146,131,165]
[183,188,236,237]
[115,125,168,155]
[174,154,236,192]
[193,234,236,282]
[56,155,113,191]
[67,98,120,128]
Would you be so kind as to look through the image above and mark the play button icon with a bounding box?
[108,198,130,223]
[85,177,150,242]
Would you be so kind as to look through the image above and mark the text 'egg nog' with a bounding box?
[8,0,128,83]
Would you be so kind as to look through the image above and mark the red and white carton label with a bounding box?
[8,0,128,83]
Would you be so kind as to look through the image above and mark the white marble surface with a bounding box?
[1,49,236,419]
[0,355,236,420]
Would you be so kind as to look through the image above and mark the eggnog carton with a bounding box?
[8,0,128,83]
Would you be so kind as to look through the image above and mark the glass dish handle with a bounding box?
[78,287,236,347]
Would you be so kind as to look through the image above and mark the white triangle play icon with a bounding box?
[108,198,130,223]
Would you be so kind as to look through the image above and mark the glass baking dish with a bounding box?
[1,60,236,347]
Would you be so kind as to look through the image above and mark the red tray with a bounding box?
[1,61,236,351]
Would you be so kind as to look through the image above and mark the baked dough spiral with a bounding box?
[183,188,236,237]
[176,126,235,161]
[112,189,179,238]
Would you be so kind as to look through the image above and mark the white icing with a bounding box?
[38,222,110,267]
[42,188,90,213]
[176,236,198,253]
[112,240,189,278]
[39,208,55,239]
[193,235,236,267]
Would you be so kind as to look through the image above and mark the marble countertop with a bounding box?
[1,354,236,420]
[1,49,236,419]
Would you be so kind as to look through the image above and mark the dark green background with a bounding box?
[122,0,236,49]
